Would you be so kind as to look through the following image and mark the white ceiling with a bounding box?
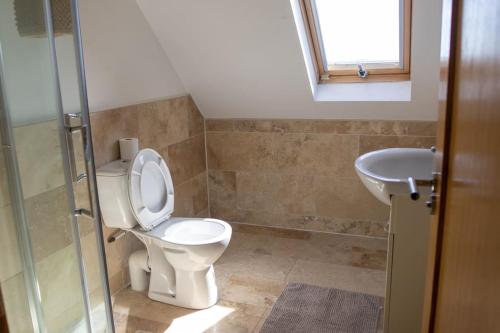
[136,0,443,121]
[79,0,186,113]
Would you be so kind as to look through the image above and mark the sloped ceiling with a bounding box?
[79,0,186,113]
[137,0,442,120]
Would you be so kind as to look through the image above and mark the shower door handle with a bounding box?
[64,113,94,219]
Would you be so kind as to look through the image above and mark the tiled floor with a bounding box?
[112,224,388,333]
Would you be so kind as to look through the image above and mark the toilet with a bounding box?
[96,148,232,309]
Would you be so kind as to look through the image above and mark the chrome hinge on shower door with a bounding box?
[63,113,94,219]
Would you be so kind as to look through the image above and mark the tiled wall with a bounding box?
[90,95,208,294]
[0,120,96,332]
[0,95,208,330]
[206,119,436,237]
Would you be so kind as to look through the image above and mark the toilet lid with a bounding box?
[128,148,174,231]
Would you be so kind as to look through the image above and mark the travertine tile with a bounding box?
[24,186,74,262]
[113,290,266,333]
[114,312,170,333]
[313,175,389,221]
[359,135,436,155]
[172,172,208,217]
[218,274,285,307]
[0,205,22,282]
[111,224,388,332]
[91,105,139,167]
[216,250,296,282]
[0,149,10,208]
[236,172,316,215]
[205,118,435,237]
[167,134,206,185]
[272,133,358,178]
[405,121,437,136]
[312,120,383,135]
[207,132,274,171]
[137,97,190,151]
[206,119,234,132]
[35,244,89,331]
[287,260,386,297]
[187,96,205,137]
[208,170,237,214]
[13,120,65,198]
[350,246,388,271]
[230,223,311,240]
[1,273,33,333]
[225,228,386,270]
[211,172,389,232]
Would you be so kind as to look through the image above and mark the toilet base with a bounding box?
[148,265,218,309]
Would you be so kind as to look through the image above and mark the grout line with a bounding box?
[203,116,211,217]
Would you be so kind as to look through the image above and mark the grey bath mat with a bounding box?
[260,283,383,333]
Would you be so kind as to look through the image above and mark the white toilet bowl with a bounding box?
[131,218,231,309]
[96,148,232,309]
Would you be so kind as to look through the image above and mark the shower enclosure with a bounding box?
[0,0,113,332]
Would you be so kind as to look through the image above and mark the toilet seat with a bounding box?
[135,218,232,246]
[128,148,174,231]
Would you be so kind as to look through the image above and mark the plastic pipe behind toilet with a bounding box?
[129,249,150,292]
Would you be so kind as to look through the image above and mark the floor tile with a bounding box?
[286,260,387,297]
[111,225,388,332]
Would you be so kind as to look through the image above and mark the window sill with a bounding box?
[313,80,412,102]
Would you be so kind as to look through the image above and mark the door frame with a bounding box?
[420,0,463,331]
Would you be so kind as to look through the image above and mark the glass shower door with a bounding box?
[0,0,113,332]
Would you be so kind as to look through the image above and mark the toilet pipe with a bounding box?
[129,249,150,292]
[107,229,126,243]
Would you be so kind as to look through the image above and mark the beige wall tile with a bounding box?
[0,150,11,208]
[173,171,209,217]
[272,133,358,178]
[208,132,357,177]
[0,205,22,282]
[1,273,33,333]
[206,119,435,237]
[206,119,234,132]
[313,176,389,221]
[208,170,237,213]
[90,106,139,168]
[187,96,205,137]
[359,135,436,155]
[405,121,438,136]
[207,132,275,171]
[232,119,314,133]
[13,121,65,198]
[35,244,88,332]
[137,97,190,151]
[24,186,74,262]
[167,134,206,185]
[236,172,316,215]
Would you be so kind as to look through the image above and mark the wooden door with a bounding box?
[425,0,500,331]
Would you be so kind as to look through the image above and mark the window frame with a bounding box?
[300,0,412,83]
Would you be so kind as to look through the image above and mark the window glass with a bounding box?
[314,0,400,67]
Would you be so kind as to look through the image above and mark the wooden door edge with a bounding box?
[420,0,461,331]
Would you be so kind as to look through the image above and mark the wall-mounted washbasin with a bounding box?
[355,148,434,205]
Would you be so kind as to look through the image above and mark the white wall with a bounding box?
[78,0,186,113]
[0,0,78,125]
[137,0,442,120]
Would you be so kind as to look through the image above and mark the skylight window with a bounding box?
[300,0,411,82]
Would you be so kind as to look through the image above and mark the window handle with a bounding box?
[357,64,368,78]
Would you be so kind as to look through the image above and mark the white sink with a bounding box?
[355,148,434,205]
